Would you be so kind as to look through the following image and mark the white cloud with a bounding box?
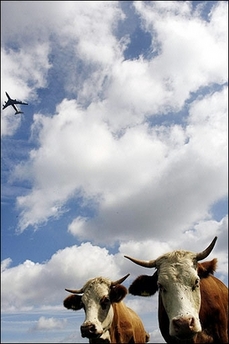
[12,85,227,242]
[133,1,227,100]
[2,226,227,313]
[1,258,12,272]
[29,316,67,332]
[1,2,124,137]
[68,216,88,237]
[5,0,226,235]
[1,242,121,312]
[1,44,51,137]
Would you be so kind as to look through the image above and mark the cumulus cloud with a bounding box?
[1,258,12,272]
[1,2,123,137]
[3,0,225,236]
[29,316,67,332]
[1,44,51,137]
[1,242,122,312]
[12,85,227,240]
[134,1,228,85]
[2,221,227,313]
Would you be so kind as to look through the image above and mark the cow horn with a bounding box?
[111,273,130,286]
[65,287,84,294]
[124,255,156,268]
[196,236,217,261]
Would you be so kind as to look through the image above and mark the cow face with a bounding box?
[63,276,128,342]
[129,252,202,339]
[156,252,202,339]
[125,237,217,341]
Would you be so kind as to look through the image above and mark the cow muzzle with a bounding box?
[81,322,102,339]
[171,316,201,339]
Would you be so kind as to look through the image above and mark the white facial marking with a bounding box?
[157,251,202,338]
[80,277,114,339]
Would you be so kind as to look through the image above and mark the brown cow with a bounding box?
[125,237,228,343]
[63,274,149,343]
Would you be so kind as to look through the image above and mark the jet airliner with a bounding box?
[2,92,28,115]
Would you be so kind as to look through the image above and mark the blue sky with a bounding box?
[1,1,228,343]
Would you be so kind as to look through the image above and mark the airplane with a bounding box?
[2,91,28,115]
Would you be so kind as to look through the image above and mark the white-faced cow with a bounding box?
[63,274,149,343]
[125,236,228,343]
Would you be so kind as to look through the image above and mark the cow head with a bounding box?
[125,237,217,340]
[63,274,129,342]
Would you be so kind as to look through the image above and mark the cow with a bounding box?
[125,236,228,343]
[63,273,150,343]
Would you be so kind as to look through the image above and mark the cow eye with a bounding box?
[100,296,110,310]
[157,283,166,292]
[192,278,200,291]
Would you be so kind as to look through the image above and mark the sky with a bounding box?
[1,1,228,343]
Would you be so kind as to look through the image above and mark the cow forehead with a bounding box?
[156,250,196,267]
[82,277,111,301]
[156,250,198,282]
[83,277,111,290]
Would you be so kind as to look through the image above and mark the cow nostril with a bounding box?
[189,316,195,329]
[89,324,96,333]
[81,323,97,338]
[173,318,182,332]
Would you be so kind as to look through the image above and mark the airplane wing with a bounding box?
[12,104,19,112]
[5,92,11,100]
[12,104,23,114]
[14,100,28,105]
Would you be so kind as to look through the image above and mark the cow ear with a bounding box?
[129,272,158,296]
[63,295,83,311]
[109,284,127,303]
[197,258,217,278]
